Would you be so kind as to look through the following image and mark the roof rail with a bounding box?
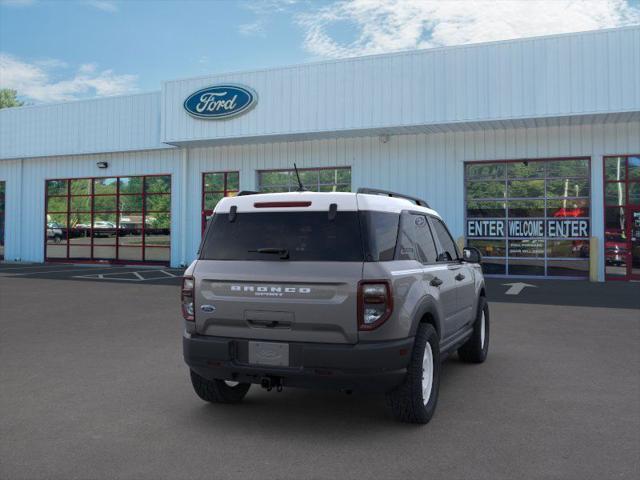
[357,188,430,208]
[236,190,260,196]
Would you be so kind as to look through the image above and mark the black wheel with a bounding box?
[386,323,440,424]
[458,296,489,363]
[189,370,251,404]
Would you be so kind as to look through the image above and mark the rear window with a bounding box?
[200,210,401,262]
[200,211,364,261]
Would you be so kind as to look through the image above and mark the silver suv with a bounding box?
[182,188,488,424]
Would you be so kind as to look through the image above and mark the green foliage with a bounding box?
[0,89,24,109]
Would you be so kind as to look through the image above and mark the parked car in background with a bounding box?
[46,222,64,243]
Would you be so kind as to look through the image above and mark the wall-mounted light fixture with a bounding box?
[96,162,108,169]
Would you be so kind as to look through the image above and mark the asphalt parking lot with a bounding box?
[0,264,638,480]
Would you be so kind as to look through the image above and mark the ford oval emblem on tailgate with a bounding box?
[200,305,216,313]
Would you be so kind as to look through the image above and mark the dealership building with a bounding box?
[1,26,639,281]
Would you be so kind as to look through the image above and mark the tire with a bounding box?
[189,370,251,404]
[386,323,440,424]
[458,296,489,363]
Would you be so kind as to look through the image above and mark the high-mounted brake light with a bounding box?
[357,280,393,331]
[181,276,195,321]
[253,201,312,208]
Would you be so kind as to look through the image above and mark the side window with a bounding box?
[395,213,438,264]
[431,217,459,262]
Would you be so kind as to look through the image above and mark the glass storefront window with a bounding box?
[605,183,625,206]
[546,179,590,198]
[465,158,590,277]
[547,159,589,178]
[547,199,589,218]
[604,157,626,181]
[507,161,545,179]
[508,200,545,218]
[466,201,506,218]
[603,155,640,280]
[466,239,506,257]
[258,167,351,193]
[45,175,171,264]
[629,156,640,180]
[201,171,240,231]
[466,181,505,199]
[508,240,545,257]
[507,179,545,198]
[465,163,506,180]
[629,183,640,204]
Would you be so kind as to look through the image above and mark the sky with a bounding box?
[1,0,639,104]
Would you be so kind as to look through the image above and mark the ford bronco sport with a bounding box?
[182,188,488,424]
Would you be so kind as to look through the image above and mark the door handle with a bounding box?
[455,273,465,281]
[430,277,443,287]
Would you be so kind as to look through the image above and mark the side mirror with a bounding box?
[462,246,482,264]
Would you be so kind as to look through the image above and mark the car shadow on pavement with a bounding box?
[180,357,474,437]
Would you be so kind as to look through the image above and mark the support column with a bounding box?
[180,148,188,267]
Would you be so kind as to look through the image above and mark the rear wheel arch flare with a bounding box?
[410,296,441,338]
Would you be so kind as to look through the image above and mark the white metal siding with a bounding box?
[163,27,640,144]
[0,92,169,160]
[1,121,638,278]
[182,121,640,279]
[0,149,184,265]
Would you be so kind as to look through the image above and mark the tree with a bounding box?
[0,89,24,109]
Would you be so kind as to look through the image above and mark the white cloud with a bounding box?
[242,0,298,15]
[297,0,640,58]
[0,53,138,103]
[238,19,266,36]
[83,0,118,13]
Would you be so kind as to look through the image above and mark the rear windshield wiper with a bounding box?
[248,247,290,260]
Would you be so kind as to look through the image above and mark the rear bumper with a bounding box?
[183,333,414,393]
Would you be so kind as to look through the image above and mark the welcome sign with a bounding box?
[467,219,590,238]
[184,84,257,119]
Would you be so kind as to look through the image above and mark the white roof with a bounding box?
[214,191,440,217]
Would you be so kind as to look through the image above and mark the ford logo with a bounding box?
[183,84,257,120]
[200,305,216,313]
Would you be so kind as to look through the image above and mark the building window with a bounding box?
[465,158,591,277]
[202,171,239,231]
[0,181,5,260]
[45,175,171,264]
[258,167,351,193]
[603,155,640,280]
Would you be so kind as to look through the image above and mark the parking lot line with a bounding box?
[72,269,180,282]
[0,266,130,277]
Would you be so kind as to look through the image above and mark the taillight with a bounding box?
[358,280,393,331]
[181,276,195,321]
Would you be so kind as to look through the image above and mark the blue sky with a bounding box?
[1,0,639,103]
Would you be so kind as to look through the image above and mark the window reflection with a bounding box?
[465,158,590,278]
[258,167,351,193]
[467,240,506,257]
[201,171,241,233]
[507,161,545,179]
[605,183,625,206]
[604,157,626,181]
[45,175,171,264]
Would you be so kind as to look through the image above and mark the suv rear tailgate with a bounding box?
[194,261,362,344]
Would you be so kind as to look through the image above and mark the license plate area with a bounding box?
[248,341,290,367]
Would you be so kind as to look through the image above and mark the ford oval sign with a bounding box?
[183,84,257,120]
